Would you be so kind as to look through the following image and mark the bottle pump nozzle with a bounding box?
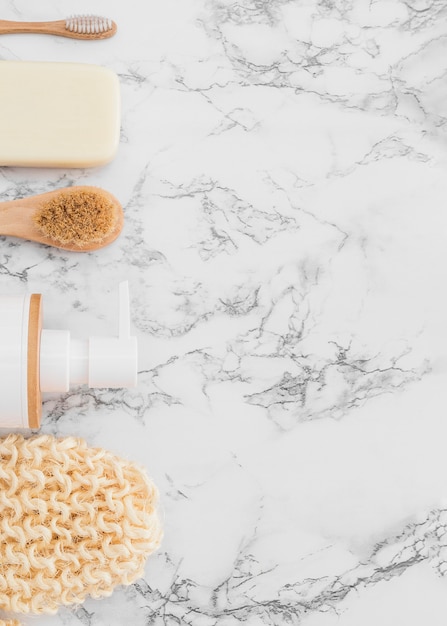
[40,281,138,393]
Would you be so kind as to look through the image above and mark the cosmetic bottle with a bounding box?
[0,281,137,428]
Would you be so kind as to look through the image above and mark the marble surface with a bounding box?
[1,0,447,624]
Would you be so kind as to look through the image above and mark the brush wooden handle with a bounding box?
[0,18,117,39]
[0,195,45,240]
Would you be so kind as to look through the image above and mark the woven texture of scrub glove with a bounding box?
[0,433,162,622]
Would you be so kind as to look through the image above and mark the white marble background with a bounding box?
[1,0,447,624]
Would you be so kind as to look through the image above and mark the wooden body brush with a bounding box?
[0,15,117,39]
[0,186,124,251]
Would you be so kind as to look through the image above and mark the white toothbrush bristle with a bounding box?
[65,14,114,35]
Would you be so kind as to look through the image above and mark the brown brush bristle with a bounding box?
[33,189,117,247]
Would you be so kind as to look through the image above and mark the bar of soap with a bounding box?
[0,61,120,168]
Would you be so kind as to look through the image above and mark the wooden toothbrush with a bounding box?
[0,15,117,39]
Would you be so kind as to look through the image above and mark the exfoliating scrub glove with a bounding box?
[0,434,162,625]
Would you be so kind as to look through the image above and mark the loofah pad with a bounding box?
[0,434,162,621]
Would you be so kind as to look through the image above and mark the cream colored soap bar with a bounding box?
[0,61,120,168]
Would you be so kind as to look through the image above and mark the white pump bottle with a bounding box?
[0,281,137,428]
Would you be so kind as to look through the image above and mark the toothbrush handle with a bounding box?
[0,19,66,36]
